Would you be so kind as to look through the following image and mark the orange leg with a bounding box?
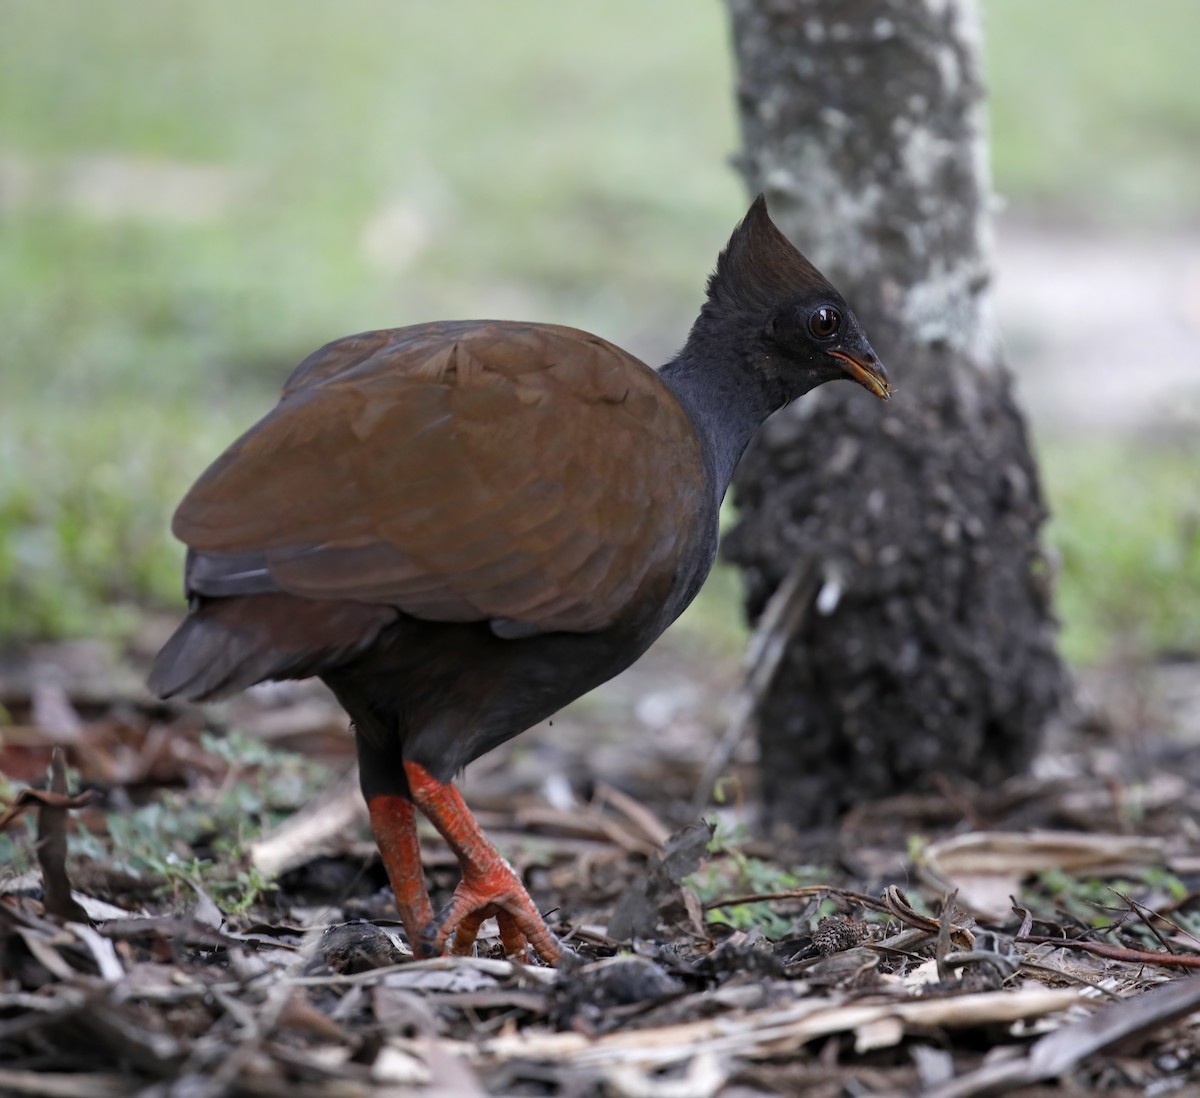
[366,793,435,956]
[403,760,561,964]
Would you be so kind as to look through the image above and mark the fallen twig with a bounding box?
[1020,934,1200,969]
[701,884,890,914]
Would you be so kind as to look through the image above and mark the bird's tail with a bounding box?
[148,593,396,702]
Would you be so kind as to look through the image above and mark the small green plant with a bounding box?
[907,833,930,864]
[39,731,329,918]
[1027,866,1198,944]
[685,817,830,938]
[1143,866,1189,904]
[67,792,274,915]
[0,814,38,879]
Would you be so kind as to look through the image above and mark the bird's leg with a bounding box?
[403,760,561,964]
[366,793,436,956]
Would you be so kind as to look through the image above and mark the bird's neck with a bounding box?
[659,332,783,508]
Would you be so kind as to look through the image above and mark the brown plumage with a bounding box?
[174,323,700,634]
[150,196,890,962]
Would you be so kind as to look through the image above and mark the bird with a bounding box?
[149,195,890,964]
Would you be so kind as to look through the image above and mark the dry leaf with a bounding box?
[608,820,713,942]
[921,831,1169,922]
[924,830,1166,877]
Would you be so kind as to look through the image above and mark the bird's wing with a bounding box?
[173,321,706,634]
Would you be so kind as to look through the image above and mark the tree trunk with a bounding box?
[722,0,1065,829]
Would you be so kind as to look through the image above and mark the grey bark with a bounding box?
[722,0,1065,829]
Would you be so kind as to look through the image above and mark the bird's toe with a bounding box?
[431,876,561,964]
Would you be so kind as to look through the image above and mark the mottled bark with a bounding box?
[722,0,1065,828]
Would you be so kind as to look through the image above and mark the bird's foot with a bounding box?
[427,859,562,963]
[402,759,561,964]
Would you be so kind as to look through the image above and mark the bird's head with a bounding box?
[704,195,891,404]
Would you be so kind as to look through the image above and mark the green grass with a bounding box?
[1040,437,1200,665]
[986,0,1200,224]
[0,402,242,637]
[1,1,1198,661]
[0,732,324,915]
[0,0,744,410]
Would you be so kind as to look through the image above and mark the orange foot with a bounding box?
[432,862,562,961]
[404,760,562,964]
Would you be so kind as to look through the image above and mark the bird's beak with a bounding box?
[830,350,892,401]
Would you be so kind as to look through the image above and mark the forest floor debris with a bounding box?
[2,639,1200,1095]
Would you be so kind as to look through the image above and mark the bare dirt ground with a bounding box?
[2,222,1199,1096]
[994,217,1200,438]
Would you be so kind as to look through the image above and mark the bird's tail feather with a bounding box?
[148,593,396,702]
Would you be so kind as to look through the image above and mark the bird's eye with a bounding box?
[808,306,841,339]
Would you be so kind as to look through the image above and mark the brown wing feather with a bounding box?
[174,321,704,634]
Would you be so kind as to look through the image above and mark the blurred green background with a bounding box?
[2,0,1198,665]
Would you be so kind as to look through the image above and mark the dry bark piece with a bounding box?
[923,975,1200,1097]
[33,749,90,923]
[605,1050,727,1098]
[456,986,1082,1070]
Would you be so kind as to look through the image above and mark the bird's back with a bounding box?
[150,320,713,703]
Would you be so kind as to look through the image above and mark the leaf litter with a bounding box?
[2,638,1200,1095]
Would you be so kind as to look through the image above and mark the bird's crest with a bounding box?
[707,195,834,313]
